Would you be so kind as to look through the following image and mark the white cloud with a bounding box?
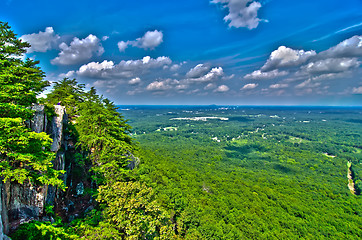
[189,67,224,82]
[212,0,264,29]
[261,46,316,71]
[137,30,163,49]
[222,74,235,80]
[352,86,362,94]
[118,41,128,52]
[51,34,104,65]
[117,30,163,52]
[78,60,115,78]
[244,69,288,80]
[214,84,229,92]
[102,36,109,41]
[241,83,258,90]
[128,77,141,85]
[77,56,172,79]
[320,35,362,58]
[300,58,360,75]
[59,70,75,78]
[175,84,189,90]
[146,78,178,91]
[170,64,182,71]
[186,64,211,78]
[204,83,216,90]
[20,27,60,53]
[269,83,288,89]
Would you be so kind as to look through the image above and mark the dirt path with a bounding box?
[347,161,356,195]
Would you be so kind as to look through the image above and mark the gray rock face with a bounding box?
[30,104,47,133]
[50,105,67,152]
[0,105,68,236]
[6,183,48,231]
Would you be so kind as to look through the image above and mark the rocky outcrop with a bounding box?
[5,183,48,232]
[0,104,68,236]
[51,105,67,152]
[128,154,140,170]
[30,104,47,133]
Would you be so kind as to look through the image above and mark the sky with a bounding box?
[1,0,362,105]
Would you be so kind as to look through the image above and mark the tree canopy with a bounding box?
[0,21,64,188]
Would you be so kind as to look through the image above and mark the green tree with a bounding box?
[46,78,85,116]
[0,21,64,188]
[96,181,176,240]
[75,87,135,183]
[0,21,48,119]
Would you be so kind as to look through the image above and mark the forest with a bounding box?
[1,20,362,239]
[123,105,362,239]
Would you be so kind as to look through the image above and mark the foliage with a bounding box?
[10,221,78,240]
[75,87,135,184]
[0,21,64,188]
[46,78,85,116]
[72,182,177,239]
[125,106,362,239]
[0,21,48,109]
[0,117,64,187]
[97,181,175,239]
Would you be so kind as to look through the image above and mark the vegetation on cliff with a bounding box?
[1,22,175,239]
[0,21,64,188]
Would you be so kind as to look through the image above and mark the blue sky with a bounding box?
[1,0,362,105]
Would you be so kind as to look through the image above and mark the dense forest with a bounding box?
[1,21,362,239]
[123,106,362,239]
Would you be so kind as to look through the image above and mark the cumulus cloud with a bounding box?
[241,83,258,90]
[117,30,163,52]
[20,27,60,53]
[118,41,128,52]
[146,78,178,91]
[137,30,163,49]
[212,0,264,29]
[189,67,224,82]
[51,34,104,65]
[214,84,229,92]
[352,86,362,94]
[204,83,216,90]
[186,64,211,78]
[170,64,181,71]
[261,46,316,71]
[269,83,288,89]
[244,69,288,80]
[59,70,75,78]
[300,58,360,75]
[77,56,172,79]
[245,35,362,87]
[128,77,141,85]
[319,35,362,58]
[78,60,115,78]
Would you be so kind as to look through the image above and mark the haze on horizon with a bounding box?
[1,0,362,106]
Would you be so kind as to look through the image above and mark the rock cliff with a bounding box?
[0,105,67,238]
